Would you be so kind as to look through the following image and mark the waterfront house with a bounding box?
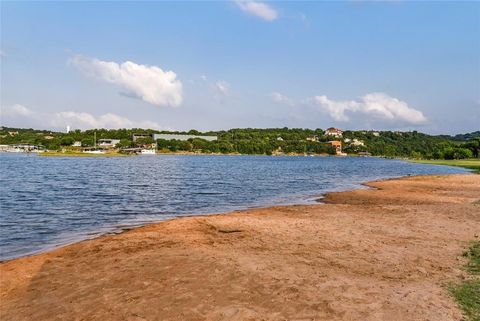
[0,144,44,152]
[327,140,343,155]
[350,139,365,147]
[98,139,121,148]
[325,128,343,138]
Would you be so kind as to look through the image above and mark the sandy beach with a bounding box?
[1,174,479,321]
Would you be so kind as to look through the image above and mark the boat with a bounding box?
[140,149,156,155]
[0,144,43,153]
[83,150,106,154]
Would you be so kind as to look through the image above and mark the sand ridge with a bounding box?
[1,174,479,321]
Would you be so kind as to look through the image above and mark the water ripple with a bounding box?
[0,153,469,260]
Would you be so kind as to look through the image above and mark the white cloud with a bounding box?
[1,104,162,130]
[69,55,183,108]
[50,112,161,130]
[198,75,231,102]
[311,92,427,125]
[213,81,230,97]
[270,92,294,106]
[235,1,278,22]
[311,96,359,122]
[1,104,33,117]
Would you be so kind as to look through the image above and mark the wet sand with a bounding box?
[1,174,479,321]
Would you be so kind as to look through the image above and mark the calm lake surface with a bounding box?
[0,153,470,260]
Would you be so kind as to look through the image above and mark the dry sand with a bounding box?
[1,174,479,321]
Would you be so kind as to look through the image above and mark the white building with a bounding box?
[350,139,365,147]
[98,139,121,147]
[325,127,343,138]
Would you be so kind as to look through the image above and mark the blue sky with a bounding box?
[1,1,479,134]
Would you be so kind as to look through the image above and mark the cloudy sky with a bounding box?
[1,1,479,134]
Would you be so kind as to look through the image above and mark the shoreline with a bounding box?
[36,151,337,157]
[0,172,453,263]
[1,174,479,320]
[0,175,369,262]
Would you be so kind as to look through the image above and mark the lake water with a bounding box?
[0,153,470,260]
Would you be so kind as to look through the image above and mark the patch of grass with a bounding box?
[410,159,480,173]
[450,280,480,321]
[450,241,480,321]
[463,242,480,275]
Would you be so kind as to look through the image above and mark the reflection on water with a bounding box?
[0,153,469,260]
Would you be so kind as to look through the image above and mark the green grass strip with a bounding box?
[410,159,480,173]
[449,241,480,321]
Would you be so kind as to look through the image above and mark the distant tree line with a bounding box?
[341,130,479,159]
[1,126,478,159]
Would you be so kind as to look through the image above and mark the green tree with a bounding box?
[463,139,480,158]
[60,136,75,146]
[81,138,93,147]
[116,139,133,148]
[45,141,60,151]
[410,151,422,159]
[454,148,473,159]
[432,149,444,160]
[177,141,193,151]
[135,137,154,146]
